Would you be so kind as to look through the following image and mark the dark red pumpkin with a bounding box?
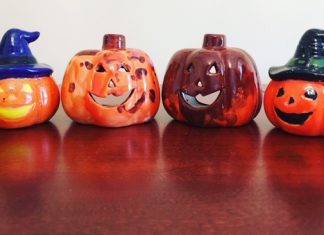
[162,34,262,127]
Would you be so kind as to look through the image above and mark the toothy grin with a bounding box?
[275,107,312,125]
[90,89,134,107]
[181,90,221,107]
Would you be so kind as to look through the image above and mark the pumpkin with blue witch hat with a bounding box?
[0,28,59,128]
[265,28,324,136]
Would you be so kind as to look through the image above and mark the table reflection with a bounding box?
[62,121,160,191]
[263,129,324,234]
[0,123,60,216]
[162,121,261,194]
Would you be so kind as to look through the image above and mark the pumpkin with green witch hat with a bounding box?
[265,28,324,136]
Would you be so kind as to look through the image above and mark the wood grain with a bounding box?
[0,103,323,235]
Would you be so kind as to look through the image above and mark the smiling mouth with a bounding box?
[275,107,312,125]
[0,104,34,119]
[181,90,221,107]
[90,89,134,107]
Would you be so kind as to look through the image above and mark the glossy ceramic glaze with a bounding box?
[162,34,262,127]
[265,29,324,136]
[0,29,59,129]
[61,34,160,127]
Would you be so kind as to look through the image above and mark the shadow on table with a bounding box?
[263,128,324,233]
[0,122,60,217]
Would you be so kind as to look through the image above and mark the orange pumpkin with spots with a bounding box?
[61,34,160,127]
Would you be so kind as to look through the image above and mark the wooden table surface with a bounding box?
[1,101,324,234]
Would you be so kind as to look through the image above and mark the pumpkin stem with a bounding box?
[102,34,126,50]
[203,34,226,49]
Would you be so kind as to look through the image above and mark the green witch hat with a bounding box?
[269,28,324,81]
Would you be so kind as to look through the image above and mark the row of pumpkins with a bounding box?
[0,28,323,136]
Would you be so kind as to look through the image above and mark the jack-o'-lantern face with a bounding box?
[162,34,262,127]
[264,80,324,136]
[85,51,147,114]
[61,34,160,127]
[180,52,224,109]
[0,82,35,119]
[0,78,59,128]
[265,29,324,136]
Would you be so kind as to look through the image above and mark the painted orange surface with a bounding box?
[0,77,59,129]
[61,49,160,127]
[264,80,324,136]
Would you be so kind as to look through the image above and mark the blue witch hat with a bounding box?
[0,28,53,79]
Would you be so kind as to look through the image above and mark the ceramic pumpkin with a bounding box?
[162,34,262,127]
[0,29,59,129]
[265,29,324,136]
[61,34,160,127]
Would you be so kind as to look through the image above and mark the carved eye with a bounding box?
[276,88,284,97]
[118,64,130,72]
[196,80,203,87]
[208,63,218,74]
[304,88,317,100]
[96,64,105,73]
[186,64,193,73]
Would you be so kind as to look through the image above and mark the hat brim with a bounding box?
[269,65,324,81]
[0,64,53,79]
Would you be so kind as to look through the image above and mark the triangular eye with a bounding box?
[187,64,193,73]
[209,64,218,74]
[118,64,130,72]
[96,64,105,73]
[108,80,116,88]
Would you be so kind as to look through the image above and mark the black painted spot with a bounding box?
[149,89,156,102]
[69,83,75,93]
[117,105,125,113]
[123,64,131,72]
[85,61,93,70]
[135,68,147,79]
[128,56,145,63]
[80,62,84,67]
[129,92,145,113]
[131,75,137,81]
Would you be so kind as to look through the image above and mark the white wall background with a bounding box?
[1,0,323,84]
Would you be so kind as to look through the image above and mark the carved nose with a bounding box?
[288,97,294,104]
